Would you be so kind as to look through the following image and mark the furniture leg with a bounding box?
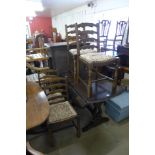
[73,57,76,84]
[76,116,81,137]
[82,103,109,132]
[47,125,56,146]
[77,56,80,84]
[112,61,119,95]
[95,67,98,97]
[88,66,92,98]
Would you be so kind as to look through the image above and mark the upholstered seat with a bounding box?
[40,76,81,137]
[69,48,97,56]
[80,52,116,65]
[48,101,77,124]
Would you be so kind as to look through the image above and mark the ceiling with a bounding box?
[26,0,92,17]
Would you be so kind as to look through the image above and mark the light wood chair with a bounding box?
[26,47,49,67]
[26,62,57,85]
[26,45,58,85]
[40,76,81,138]
[66,23,99,84]
[75,22,120,98]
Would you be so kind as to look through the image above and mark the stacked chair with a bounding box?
[66,23,98,83]
[66,22,120,98]
[40,76,81,138]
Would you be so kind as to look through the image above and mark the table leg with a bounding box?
[82,102,109,132]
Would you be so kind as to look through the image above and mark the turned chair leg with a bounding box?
[76,56,80,84]
[47,125,56,146]
[76,116,81,137]
[73,58,76,84]
[88,67,92,98]
[112,60,119,95]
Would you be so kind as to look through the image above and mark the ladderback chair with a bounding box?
[66,23,100,84]
[75,22,120,98]
[99,20,111,53]
[106,21,127,55]
[75,22,100,83]
[26,47,58,85]
[40,76,81,138]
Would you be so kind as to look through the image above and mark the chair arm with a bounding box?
[26,63,57,73]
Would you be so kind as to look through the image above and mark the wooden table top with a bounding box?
[26,82,49,130]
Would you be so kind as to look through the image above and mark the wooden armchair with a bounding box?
[26,62,57,85]
[26,46,58,85]
[40,76,81,138]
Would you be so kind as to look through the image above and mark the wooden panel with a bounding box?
[26,82,49,130]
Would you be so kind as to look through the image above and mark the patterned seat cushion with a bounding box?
[69,48,97,56]
[80,52,116,65]
[48,101,77,123]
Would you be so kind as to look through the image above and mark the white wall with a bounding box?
[52,0,128,39]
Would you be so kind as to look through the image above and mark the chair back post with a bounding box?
[65,75,69,100]
[75,23,80,82]
[97,22,100,52]
[65,24,70,76]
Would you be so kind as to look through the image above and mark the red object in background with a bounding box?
[26,16,52,38]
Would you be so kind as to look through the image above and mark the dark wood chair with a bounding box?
[106,21,127,55]
[99,20,111,53]
[40,76,81,138]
